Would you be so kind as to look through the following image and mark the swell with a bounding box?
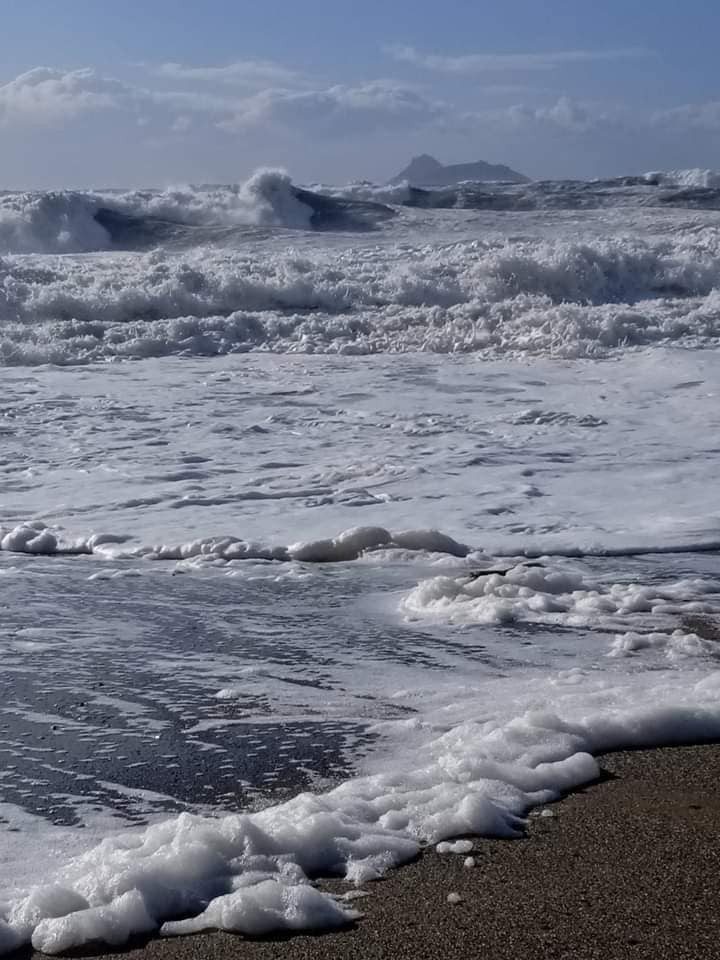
[316,168,720,212]
[4,166,720,258]
[396,180,720,212]
[0,170,396,256]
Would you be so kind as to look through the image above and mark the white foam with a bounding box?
[0,524,123,557]
[403,563,719,629]
[0,523,469,565]
[160,882,359,939]
[111,169,313,231]
[0,170,313,257]
[645,168,720,189]
[436,839,474,855]
[0,192,110,255]
[609,629,719,661]
[288,527,468,563]
[28,890,156,956]
[0,523,58,555]
[309,179,418,205]
[5,668,720,953]
[3,171,720,956]
[3,222,720,365]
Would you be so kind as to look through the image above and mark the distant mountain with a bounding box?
[388,153,529,186]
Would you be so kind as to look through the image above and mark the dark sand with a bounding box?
[20,743,720,960]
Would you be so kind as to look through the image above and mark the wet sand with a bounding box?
[20,742,720,960]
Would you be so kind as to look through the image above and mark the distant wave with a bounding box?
[320,171,720,212]
[644,168,720,189]
[2,165,720,366]
[0,170,396,256]
[5,167,720,257]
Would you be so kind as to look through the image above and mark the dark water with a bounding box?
[0,556,425,827]
[2,548,718,832]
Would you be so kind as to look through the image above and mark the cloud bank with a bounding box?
[0,49,719,185]
[386,45,651,74]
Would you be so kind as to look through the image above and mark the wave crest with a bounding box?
[645,168,720,189]
[0,191,110,254]
[0,170,394,256]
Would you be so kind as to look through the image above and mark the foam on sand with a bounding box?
[4,667,720,954]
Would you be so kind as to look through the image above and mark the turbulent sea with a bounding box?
[2,167,720,952]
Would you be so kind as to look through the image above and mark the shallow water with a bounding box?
[2,546,719,838]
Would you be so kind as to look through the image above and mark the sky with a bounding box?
[2,0,720,187]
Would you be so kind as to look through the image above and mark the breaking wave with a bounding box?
[644,168,720,189]
[5,167,720,258]
[2,165,720,365]
[0,170,395,255]
[1,230,720,365]
[322,171,720,212]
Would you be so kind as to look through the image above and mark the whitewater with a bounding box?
[1,167,720,954]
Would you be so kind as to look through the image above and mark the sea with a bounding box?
[1,167,720,952]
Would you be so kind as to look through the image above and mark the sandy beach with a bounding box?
[15,742,719,960]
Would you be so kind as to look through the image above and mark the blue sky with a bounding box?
[2,0,720,186]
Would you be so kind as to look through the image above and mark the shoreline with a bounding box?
[16,741,720,960]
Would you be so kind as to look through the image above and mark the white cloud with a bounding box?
[152,59,298,88]
[0,66,443,142]
[652,101,720,134]
[221,80,446,135]
[387,44,650,74]
[0,67,237,132]
[492,95,720,141]
[497,96,600,133]
[170,114,192,134]
[0,67,131,124]
[2,62,719,186]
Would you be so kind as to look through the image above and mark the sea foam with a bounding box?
[2,228,720,366]
[4,669,720,954]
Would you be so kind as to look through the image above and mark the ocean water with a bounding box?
[2,168,720,953]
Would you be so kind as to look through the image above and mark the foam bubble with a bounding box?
[403,564,719,629]
[609,630,720,661]
[0,522,469,566]
[436,840,474,855]
[160,881,359,939]
[4,659,720,952]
